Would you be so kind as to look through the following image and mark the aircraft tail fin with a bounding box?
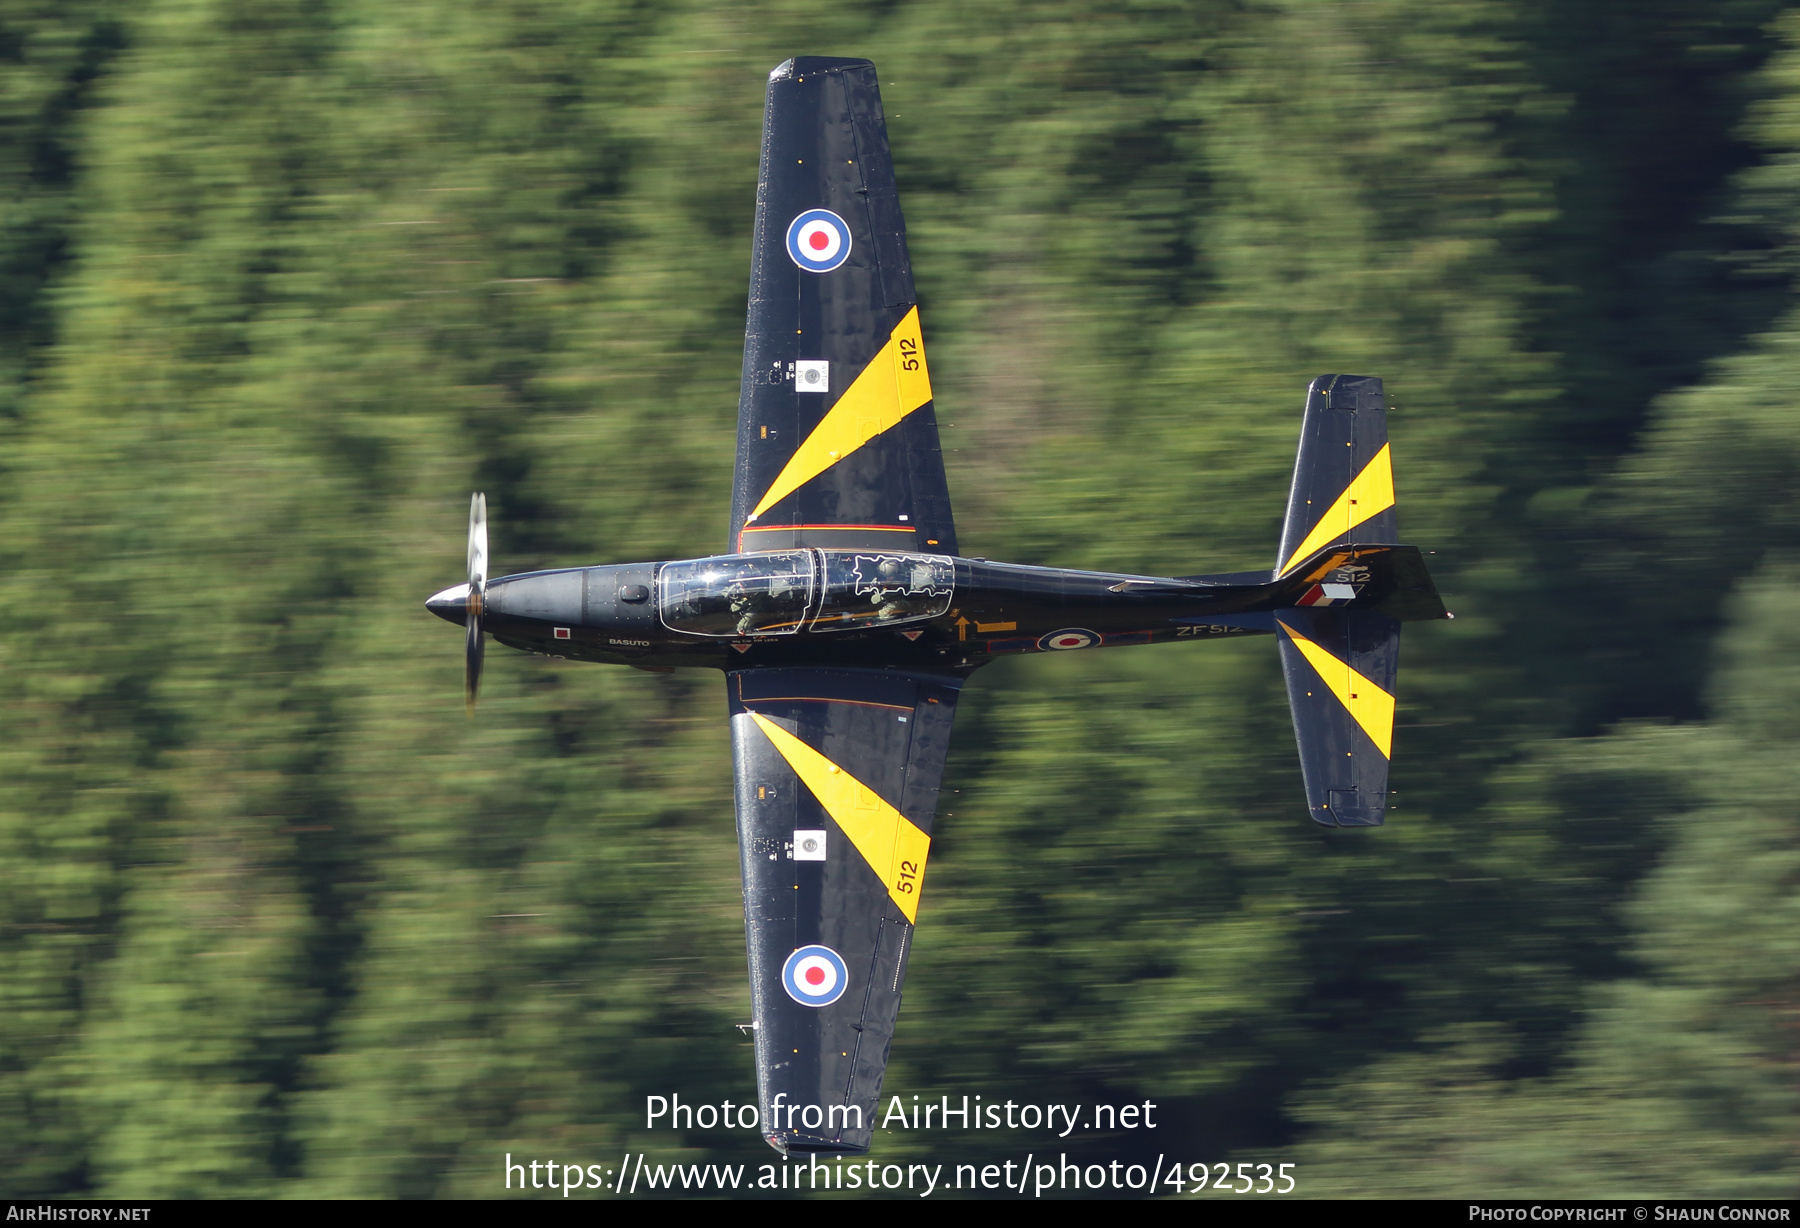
[1262,541,1446,622]
[1272,376,1416,827]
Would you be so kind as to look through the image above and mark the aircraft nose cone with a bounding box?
[426,583,470,625]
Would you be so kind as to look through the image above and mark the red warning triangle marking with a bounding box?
[901,630,923,641]
[732,642,752,653]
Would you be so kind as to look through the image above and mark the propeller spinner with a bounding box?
[424,494,490,711]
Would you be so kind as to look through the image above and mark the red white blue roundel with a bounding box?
[786,209,852,273]
[1039,627,1100,651]
[783,945,849,1007]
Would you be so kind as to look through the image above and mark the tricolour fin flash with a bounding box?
[1272,375,1411,827]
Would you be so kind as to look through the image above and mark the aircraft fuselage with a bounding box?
[423,548,1373,676]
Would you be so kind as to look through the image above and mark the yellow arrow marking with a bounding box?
[746,306,933,525]
[1277,619,1394,757]
[748,711,930,922]
[1279,443,1395,577]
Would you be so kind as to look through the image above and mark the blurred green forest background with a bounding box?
[2,0,1797,1199]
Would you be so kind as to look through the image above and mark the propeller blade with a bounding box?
[466,492,488,712]
[468,492,488,592]
[465,606,484,712]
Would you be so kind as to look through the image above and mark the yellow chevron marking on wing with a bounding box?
[748,711,929,922]
[746,306,933,525]
[1279,443,1395,577]
[1277,619,1395,758]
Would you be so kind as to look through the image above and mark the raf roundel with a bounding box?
[1039,628,1101,651]
[786,209,852,273]
[782,944,849,1007]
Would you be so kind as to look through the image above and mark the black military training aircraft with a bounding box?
[426,56,1447,1157]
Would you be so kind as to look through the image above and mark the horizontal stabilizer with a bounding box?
[1278,607,1399,827]
[1278,375,1396,578]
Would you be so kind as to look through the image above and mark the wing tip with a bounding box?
[771,56,877,82]
[762,1126,871,1156]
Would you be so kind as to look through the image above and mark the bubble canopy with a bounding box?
[656,551,955,637]
[813,550,954,631]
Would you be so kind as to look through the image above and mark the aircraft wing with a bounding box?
[728,665,961,1153]
[729,57,957,557]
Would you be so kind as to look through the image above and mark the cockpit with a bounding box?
[811,551,954,630]
[657,551,814,636]
[657,550,955,637]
